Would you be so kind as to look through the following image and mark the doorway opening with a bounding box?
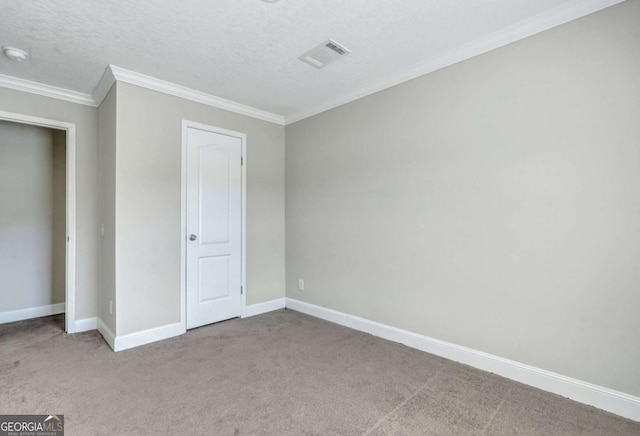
[0,112,76,333]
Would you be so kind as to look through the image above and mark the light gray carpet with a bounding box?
[0,310,638,435]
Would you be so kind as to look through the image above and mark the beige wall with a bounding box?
[0,88,98,320]
[97,84,117,332]
[114,82,285,335]
[285,0,640,397]
[0,121,65,312]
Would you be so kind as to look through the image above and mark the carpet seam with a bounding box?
[478,382,515,435]
[361,366,446,435]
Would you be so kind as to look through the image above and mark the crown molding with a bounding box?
[91,66,116,106]
[98,65,285,125]
[2,65,285,125]
[0,73,96,107]
[284,0,626,125]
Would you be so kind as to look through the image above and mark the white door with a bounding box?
[186,125,243,329]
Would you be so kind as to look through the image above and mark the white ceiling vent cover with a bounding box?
[299,39,351,69]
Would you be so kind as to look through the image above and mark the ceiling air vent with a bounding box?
[299,39,351,69]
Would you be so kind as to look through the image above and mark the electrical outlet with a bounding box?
[298,279,305,291]
[100,223,105,237]
[109,300,113,315]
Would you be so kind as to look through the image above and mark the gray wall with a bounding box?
[51,129,66,308]
[114,82,285,335]
[285,1,640,396]
[0,121,65,312]
[0,88,98,320]
[97,84,117,332]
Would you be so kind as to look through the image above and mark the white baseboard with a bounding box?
[285,298,640,422]
[94,298,284,352]
[97,318,116,350]
[244,298,286,318]
[74,317,97,333]
[0,303,65,324]
[113,322,185,352]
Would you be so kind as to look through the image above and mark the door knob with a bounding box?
[189,234,197,241]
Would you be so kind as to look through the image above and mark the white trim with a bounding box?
[180,120,248,329]
[285,298,640,422]
[0,73,95,107]
[65,123,77,333]
[74,317,98,333]
[0,66,284,125]
[283,0,626,124]
[91,66,116,106]
[180,122,188,336]
[97,318,116,350]
[0,303,65,324]
[244,298,286,318]
[0,111,78,334]
[240,134,247,318]
[94,65,285,125]
[1,67,284,125]
[112,322,185,352]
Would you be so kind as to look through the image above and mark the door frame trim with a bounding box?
[180,120,247,331]
[0,110,77,333]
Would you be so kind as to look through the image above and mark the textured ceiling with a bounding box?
[2,0,585,119]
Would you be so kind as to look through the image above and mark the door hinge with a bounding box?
[241,286,244,295]
[241,156,244,166]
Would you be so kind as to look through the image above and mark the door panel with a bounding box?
[199,146,230,244]
[198,255,231,302]
[186,126,242,329]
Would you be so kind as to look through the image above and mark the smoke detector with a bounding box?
[299,39,351,69]
[3,46,29,62]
